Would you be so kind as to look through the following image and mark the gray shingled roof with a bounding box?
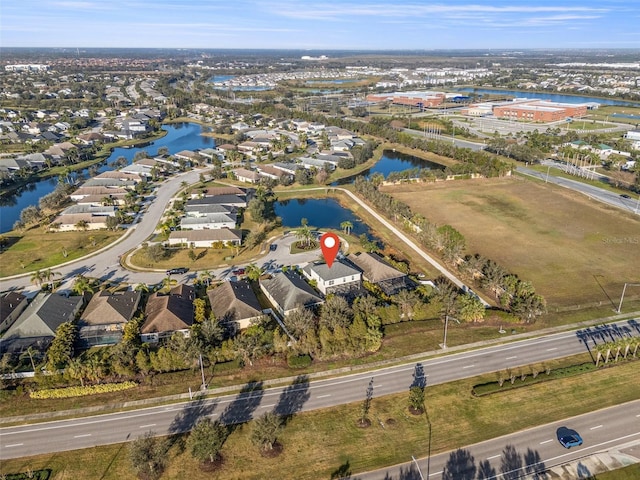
[208,280,262,323]
[79,290,141,327]
[186,195,246,207]
[260,271,323,312]
[142,293,193,334]
[303,260,361,282]
[2,293,83,339]
[346,252,407,283]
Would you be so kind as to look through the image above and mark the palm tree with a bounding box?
[20,346,38,372]
[245,263,264,282]
[42,268,61,290]
[198,270,214,287]
[75,220,89,231]
[340,221,353,235]
[30,270,44,289]
[72,274,95,295]
[294,224,313,248]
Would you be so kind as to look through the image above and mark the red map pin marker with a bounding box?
[320,232,340,268]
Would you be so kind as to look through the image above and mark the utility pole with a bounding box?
[617,283,640,313]
[199,353,206,390]
[442,314,460,349]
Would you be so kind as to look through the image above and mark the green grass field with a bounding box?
[0,227,122,277]
[383,177,640,310]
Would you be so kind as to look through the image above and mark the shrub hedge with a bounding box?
[30,381,137,399]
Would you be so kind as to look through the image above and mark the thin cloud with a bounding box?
[265,2,609,20]
[50,1,109,9]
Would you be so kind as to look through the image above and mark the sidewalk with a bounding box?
[544,440,640,479]
[2,309,637,426]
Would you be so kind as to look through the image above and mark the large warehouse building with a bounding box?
[461,98,590,122]
[366,91,447,108]
[493,100,589,122]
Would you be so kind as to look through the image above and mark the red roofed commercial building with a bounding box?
[492,100,588,122]
[366,91,446,108]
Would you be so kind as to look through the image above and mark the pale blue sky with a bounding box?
[2,0,639,50]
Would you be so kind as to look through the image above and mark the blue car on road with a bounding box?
[557,427,583,448]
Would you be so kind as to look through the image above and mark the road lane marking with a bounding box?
[590,425,603,430]
[540,439,553,444]
[463,365,475,369]
[3,325,635,438]
[429,471,442,477]
[317,394,331,398]
[506,356,517,360]
[487,454,501,460]
[139,424,156,428]
[260,404,275,408]
[74,434,91,438]
[546,348,558,351]
[4,443,24,448]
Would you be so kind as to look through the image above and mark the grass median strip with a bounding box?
[3,357,639,479]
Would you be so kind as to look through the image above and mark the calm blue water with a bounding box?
[455,88,639,107]
[0,123,215,233]
[305,79,362,85]
[104,123,215,164]
[275,198,371,238]
[334,150,445,185]
[209,75,236,83]
[612,112,640,120]
[362,150,444,178]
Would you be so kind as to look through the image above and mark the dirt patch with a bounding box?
[408,406,424,416]
[199,454,225,472]
[260,442,284,458]
[357,418,372,428]
[382,177,640,309]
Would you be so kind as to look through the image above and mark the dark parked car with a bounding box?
[557,427,583,448]
[620,194,631,199]
[166,267,188,275]
[270,244,277,251]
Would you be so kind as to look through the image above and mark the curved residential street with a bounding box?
[0,178,480,304]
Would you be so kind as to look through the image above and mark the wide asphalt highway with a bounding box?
[1,319,638,460]
[359,399,640,479]
[517,166,640,216]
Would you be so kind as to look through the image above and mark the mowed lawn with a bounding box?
[382,177,639,309]
[3,359,639,480]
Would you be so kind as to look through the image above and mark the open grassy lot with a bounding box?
[591,464,640,479]
[382,177,639,311]
[0,227,122,277]
[3,358,638,480]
